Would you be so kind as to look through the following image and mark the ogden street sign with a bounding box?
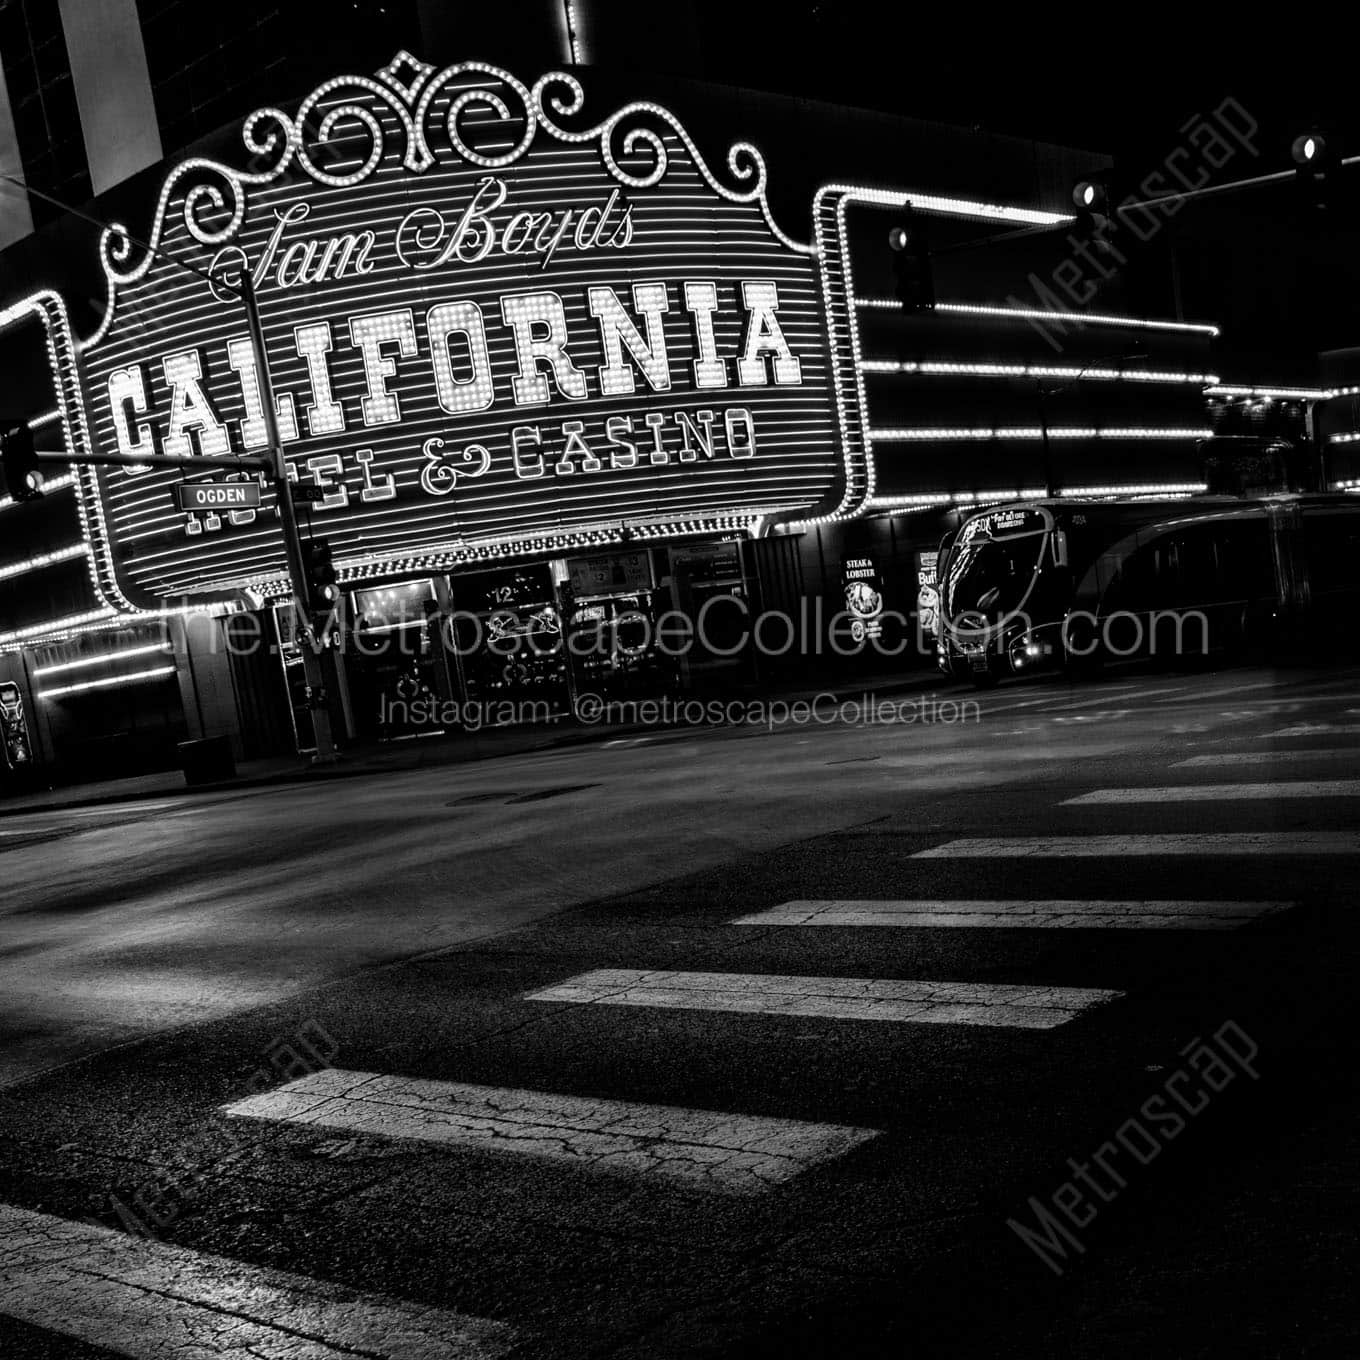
[67,52,868,609]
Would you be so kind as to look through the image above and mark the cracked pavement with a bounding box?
[2,667,1359,1357]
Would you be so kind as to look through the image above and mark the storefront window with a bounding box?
[450,565,571,720]
[349,581,442,742]
[562,549,678,698]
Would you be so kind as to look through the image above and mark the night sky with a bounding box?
[693,5,1350,173]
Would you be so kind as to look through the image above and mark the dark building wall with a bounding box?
[135,0,426,158]
[0,0,91,224]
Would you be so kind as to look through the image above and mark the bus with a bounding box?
[934,494,1360,685]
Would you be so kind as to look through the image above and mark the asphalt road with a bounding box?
[1,663,1358,1357]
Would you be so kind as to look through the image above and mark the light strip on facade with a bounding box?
[0,543,89,581]
[817,183,1073,226]
[1209,386,1329,400]
[0,608,119,649]
[38,664,177,701]
[863,483,1206,511]
[869,427,1213,442]
[0,474,75,512]
[0,602,220,652]
[863,491,1046,510]
[563,1,585,63]
[859,360,1219,385]
[1329,432,1360,444]
[33,641,172,677]
[1206,385,1330,400]
[855,297,1221,336]
[1060,483,1207,496]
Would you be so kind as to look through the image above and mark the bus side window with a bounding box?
[1105,539,1162,613]
[1174,528,1222,605]
[1154,539,1178,604]
[1217,521,1274,599]
[1120,536,1180,611]
[1302,515,1360,594]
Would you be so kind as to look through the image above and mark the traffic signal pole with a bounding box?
[1,171,340,764]
[239,273,338,764]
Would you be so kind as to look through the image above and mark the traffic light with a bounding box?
[1071,178,1121,262]
[887,216,934,311]
[303,538,340,611]
[1,423,43,502]
[1072,179,1106,214]
[1292,131,1333,210]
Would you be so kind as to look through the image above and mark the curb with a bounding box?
[0,673,946,817]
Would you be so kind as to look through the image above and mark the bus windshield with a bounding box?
[942,508,1050,627]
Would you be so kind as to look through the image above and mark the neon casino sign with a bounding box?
[66,52,867,608]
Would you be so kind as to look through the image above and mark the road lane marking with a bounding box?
[1051,711,1131,724]
[980,696,1072,714]
[730,900,1288,930]
[1064,780,1360,804]
[0,801,182,824]
[40,800,183,817]
[1268,724,1360,737]
[1043,693,1142,712]
[983,687,1149,719]
[1150,680,1283,703]
[0,1201,514,1358]
[913,833,1360,857]
[526,969,1121,1030]
[224,1068,879,1194]
[1175,750,1360,766]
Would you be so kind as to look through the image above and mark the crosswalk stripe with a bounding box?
[913,833,1360,857]
[1064,780,1360,804]
[526,969,1121,1030]
[730,899,1288,930]
[0,1201,514,1358]
[1175,750,1360,767]
[224,1068,879,1194]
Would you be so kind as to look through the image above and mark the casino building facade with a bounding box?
[0,32,1337,782]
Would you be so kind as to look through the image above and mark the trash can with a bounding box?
[178,736,236,786]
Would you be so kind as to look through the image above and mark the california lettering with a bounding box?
[107,273,802,533]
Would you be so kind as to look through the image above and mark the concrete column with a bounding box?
[57,0,162,195]
[0,58,34,248]
[172,615,245,759]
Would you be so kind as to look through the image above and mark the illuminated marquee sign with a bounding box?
[71,53,865,608]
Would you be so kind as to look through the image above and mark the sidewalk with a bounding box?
[0,668,949,816]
